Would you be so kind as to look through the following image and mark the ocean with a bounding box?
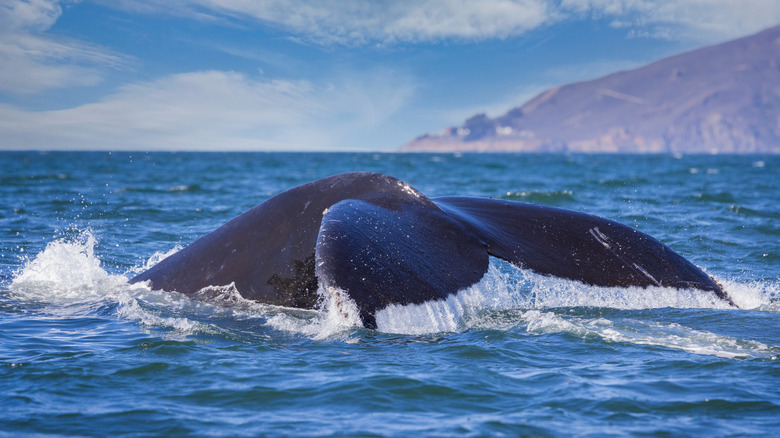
[1,151,778,436]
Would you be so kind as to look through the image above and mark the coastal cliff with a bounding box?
[401,25,780,153]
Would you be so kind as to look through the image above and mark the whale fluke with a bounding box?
[316,197,488,328]
[434,197,730,302]
[130,172,733,328]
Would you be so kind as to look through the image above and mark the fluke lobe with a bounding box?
[130,172,734,329]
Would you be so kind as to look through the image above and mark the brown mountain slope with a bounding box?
[401,25,780,153]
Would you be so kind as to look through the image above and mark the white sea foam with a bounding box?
[374,265,522,334]
[8,233,778,356]
[8,232,216,337]
[11,232,128,302]
[265,285,363,341]
[520,268,735,310]
[361,260,778,359]
[127,245,181,276]
[370,260,765,335]
[114,291,220,338]
[520,310,775,359]
[716,277,779,311]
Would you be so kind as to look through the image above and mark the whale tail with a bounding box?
[131,172,733,329]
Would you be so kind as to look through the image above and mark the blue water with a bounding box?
[2,152,778,436]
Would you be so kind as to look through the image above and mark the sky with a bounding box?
[2,1,780,151]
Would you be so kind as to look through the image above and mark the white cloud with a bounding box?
[113,0,780,45]
[4,0,775,93]
[4,0,779,151]
[0,69,417,150]
[0,0,61,30]
[114,0,556,44]
[0,0,129,93]
[561,0,780,43]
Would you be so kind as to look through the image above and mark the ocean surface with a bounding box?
[1,151,778,436]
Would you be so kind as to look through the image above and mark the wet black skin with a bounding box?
[130,172,734,329]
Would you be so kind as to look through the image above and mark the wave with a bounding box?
[7,232,214,338]
[5,232,778,358]
[520,310,777,360]
[115,184,204,194]
[498,190,576,204]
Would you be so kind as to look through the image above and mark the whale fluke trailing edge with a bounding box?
[130,172,734,329]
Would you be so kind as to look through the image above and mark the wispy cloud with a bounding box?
[1,0,61,30]
[113,0,556,44]
[3,0,779,151]
[112,0,780,45]
[563,0,780,43]
[0,0,131,93]
[0,69,417,150]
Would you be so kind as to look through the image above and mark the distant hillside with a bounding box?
[401,25,780,153]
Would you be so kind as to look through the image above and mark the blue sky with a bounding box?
[2,1,779,151]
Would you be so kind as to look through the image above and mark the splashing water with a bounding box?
[2,152,778,436]
[6,231,777,355]
[9,232,217,337]
[10,232,126,302]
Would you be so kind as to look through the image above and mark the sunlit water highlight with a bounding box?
[1,152,778,436]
